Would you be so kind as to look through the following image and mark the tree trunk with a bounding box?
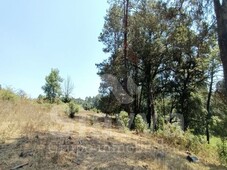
[181,93,189,131]
[123,0,129,70]
[150,90,157,131]
[122,0,131,116]
[206,58,215,144]
[146,86,152,128]
[146,83,157,131]
[213,0,227,91]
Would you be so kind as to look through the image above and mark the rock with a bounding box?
[156,151,166,159]
[187,155,199,163]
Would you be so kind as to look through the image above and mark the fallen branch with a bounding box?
[10,162,29,170]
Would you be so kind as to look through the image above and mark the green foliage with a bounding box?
[37,94,45,104]
[156,114,165,131]
[67,101,79,118]
[183,130,205,154]
[217,139,227,166]
[96,93,120,115]
[119,111,129,128]
[211,93,227,135]
[92,108,100,113]
[187,92,207,134]
[210,93,227,165]
[42,68,63,103]
[97,0,214,132]
[134,114,148,133]
[82,96,100,111]
[82,102,93,111]
[74,98,84,105]
[0,88,18,101]
[156,123,204,154]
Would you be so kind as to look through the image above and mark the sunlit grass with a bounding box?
[210,137,222,147]
[0,98,52,143]
[0,91,225,169]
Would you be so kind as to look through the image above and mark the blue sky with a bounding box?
[0,0,109,99]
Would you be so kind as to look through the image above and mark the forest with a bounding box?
[95,0,227,143]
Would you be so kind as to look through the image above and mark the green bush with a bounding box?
[91,108,101,113]
[134,114,147,133]
[83,102,92,110]
[156,123,203,153]
[37,94,45,104]
[0,89,17,101]
[55,98,63,105]
[119,111,129,128]
[68,101,79,118]
[217,139,227,166]
[156,123,184,147]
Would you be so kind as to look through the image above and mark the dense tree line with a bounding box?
[96,0,227,144]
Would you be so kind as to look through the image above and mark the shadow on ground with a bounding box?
[0,129,226,170]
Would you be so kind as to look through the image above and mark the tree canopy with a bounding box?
[42,68,63,103]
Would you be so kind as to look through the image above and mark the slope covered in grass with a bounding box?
[0,94,226,169]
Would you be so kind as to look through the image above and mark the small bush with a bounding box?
[82,102,93,110]
[182,130,204,153]
[119,111,129,128]
[217,139,227,166]
[55,98,63,105]
[37,94,45,104]
[134,114,147,133]
[68,101,79,118]
[156,123,203,153]
[0,89,17,101]
[92,108,101,113]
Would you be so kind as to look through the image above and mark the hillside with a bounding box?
[0,99,226,170]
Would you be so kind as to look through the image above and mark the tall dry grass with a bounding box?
[0,98,52,143]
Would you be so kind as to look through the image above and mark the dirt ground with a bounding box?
[0,105,226,170]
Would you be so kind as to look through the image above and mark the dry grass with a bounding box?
[0,98,226,170]
[0,99,52,142]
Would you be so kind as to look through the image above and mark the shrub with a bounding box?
[55,98,63,105]
[68,101,79,118]
[217,139,227,166]
[156,123,184,146]
[37,94,45,104]
[92,108,98,113]
[82,102,92,110]
[156,123,203,153]
[91,108,101,113]
[134,114,147,133]
[0,88,17,101]
[119,111,129,128]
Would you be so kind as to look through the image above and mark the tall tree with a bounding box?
[42,68,63,103]
[98,0,215,132]
[205,43,221,143]
[213,0,227,91]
